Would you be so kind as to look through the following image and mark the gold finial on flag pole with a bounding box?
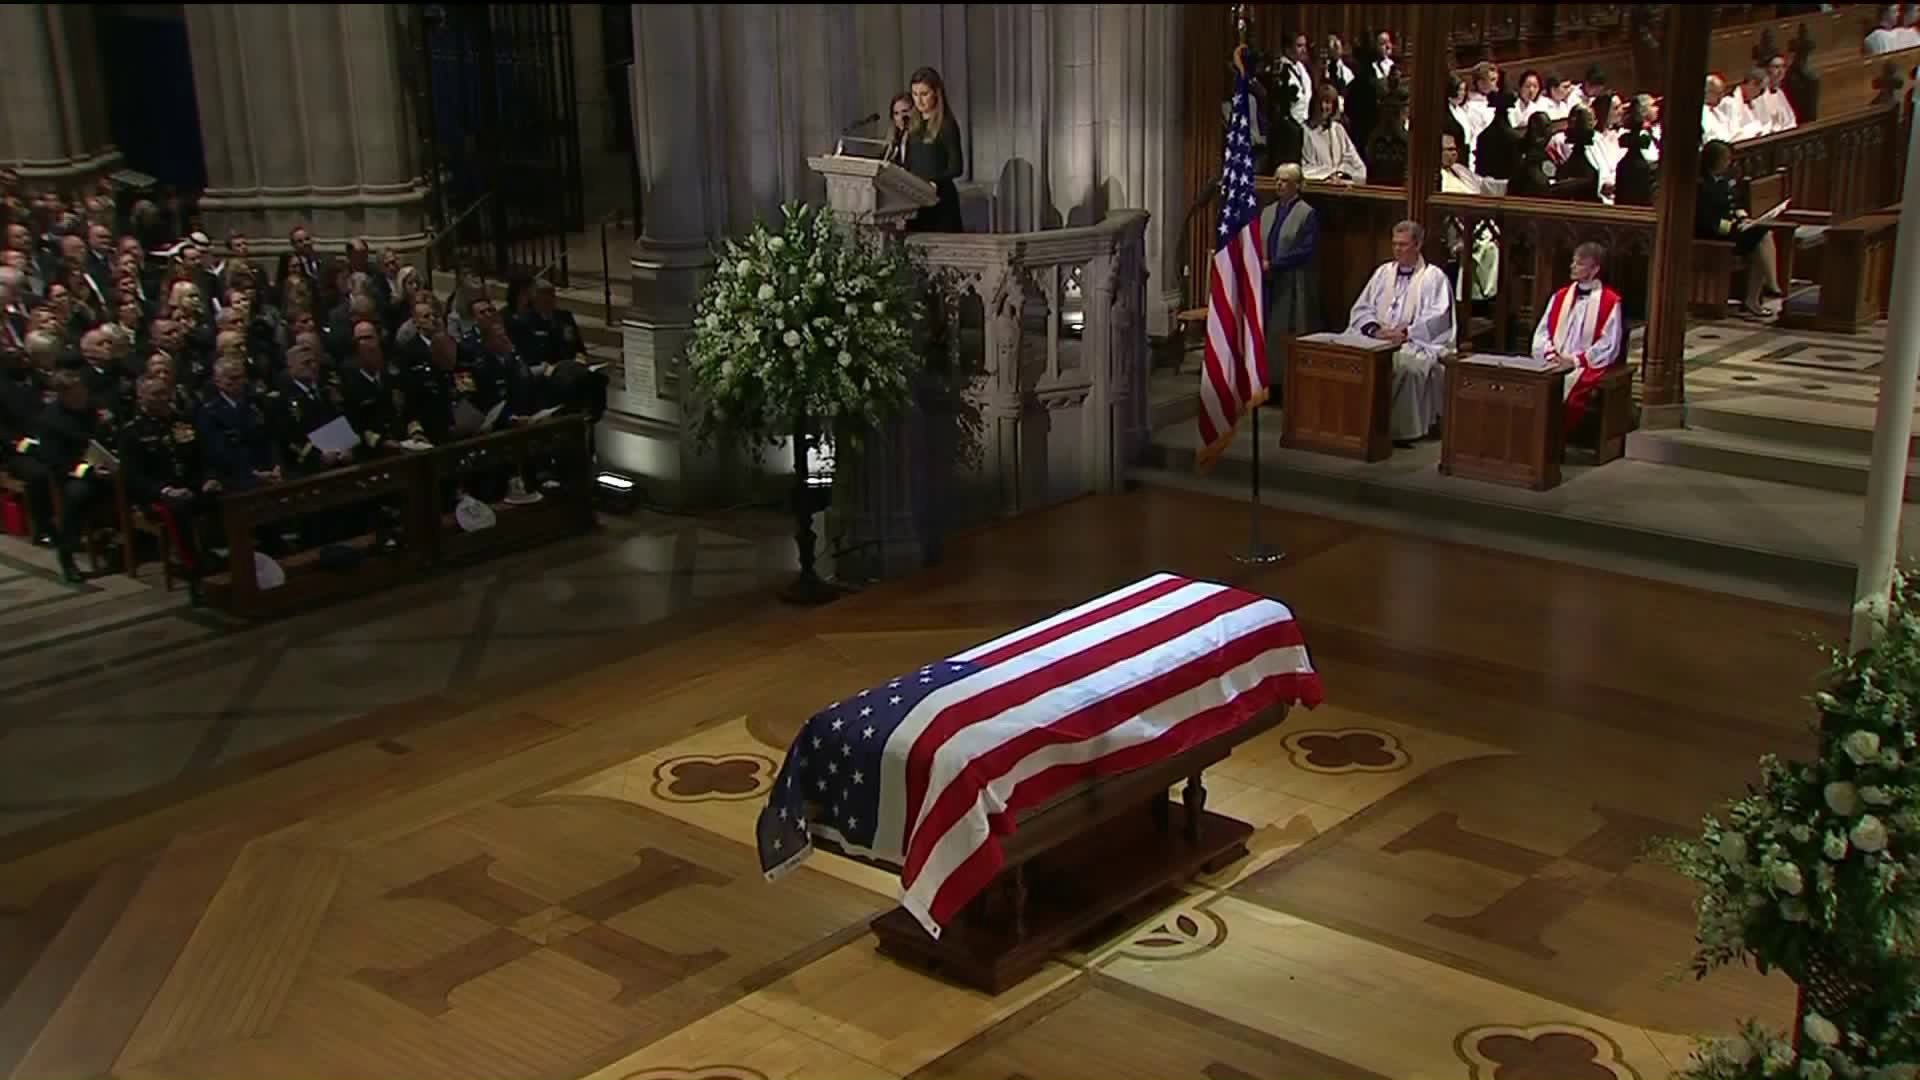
[1233,3,1250,46]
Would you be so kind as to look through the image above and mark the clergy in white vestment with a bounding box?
[1530,241,1624,435]
[1261,163,1321,349]
[1347,221,1457,443]
[1301,84,1368,182]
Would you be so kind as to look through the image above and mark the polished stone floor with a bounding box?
[0,509,801,839]
[0,487,1836,1080]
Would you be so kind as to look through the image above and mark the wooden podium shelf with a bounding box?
[1282,333,1398,462]
[1440,357,1567,491]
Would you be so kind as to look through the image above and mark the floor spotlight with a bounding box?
[594,470,641,514]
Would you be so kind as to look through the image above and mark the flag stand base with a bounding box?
[1230,403,1285,564]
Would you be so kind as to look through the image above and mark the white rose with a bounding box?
[1824,832,1849,860]
[768,236,786,252]
[719,359,734,379]
[811,272,826,286]
[1844,730,1882,765]
[1851,815,1889,853]
[757,284,775,301]
[1803,1012,1841,1047]
[838,350,853,368]
[872,301,886,315]
[846,302,859,317]
[1825,781,1860,816]
[1790,824,1813,844]
[1718,833,1750,863]
[1771,861,1805,895]
[1803,1060,1833,1080]
[1781,897,1810,921]
[1723,1037,1756,1067]
[782,330,802,348]
[1862,785,1894,806]
[1882,749,1903,768]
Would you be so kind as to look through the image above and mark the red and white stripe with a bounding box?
[875,572,1321,937]
[1197,221,1268,460]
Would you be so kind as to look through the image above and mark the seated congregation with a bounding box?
[1226,2,1913,485]
[0,183,606,609]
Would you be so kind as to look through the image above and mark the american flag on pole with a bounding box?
[757,572,1323,937]
[1197,56,1269,470]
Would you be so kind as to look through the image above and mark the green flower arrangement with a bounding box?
[1654,573,1920,1079]
[685,201,925,459]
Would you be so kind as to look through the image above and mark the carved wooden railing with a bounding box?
[1425,193,1658,352]
[207,415,593,618]
[1729,102,1903,219]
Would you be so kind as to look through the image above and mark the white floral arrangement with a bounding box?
[685,201,925,459]
[1655,573,1920,1079]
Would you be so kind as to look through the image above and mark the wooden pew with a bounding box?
[1783,201,1902,333]
[1729,102,1903,218]
[201,416,596,619]
[203,453,434,619]
[425,417,595,567]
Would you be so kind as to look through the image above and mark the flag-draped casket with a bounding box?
[757,572,1323,950]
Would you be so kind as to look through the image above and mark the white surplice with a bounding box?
[1587,129,1626,204]
[1440,167,1499,301]
[1755,87,1798,134]
[1530,283,1624,380]
[1301,122,1368,182]
[1282,58,1313,123]
[1347,260,1457,440]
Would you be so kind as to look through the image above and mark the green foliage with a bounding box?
[686,202,926,458]
[1657,573,1920,1078]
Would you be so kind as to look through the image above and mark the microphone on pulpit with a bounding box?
[841,112,882,135]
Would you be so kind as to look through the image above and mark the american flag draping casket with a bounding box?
[756,572,1323,937]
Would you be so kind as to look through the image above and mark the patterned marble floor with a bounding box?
[0,487,1830,1080]
[0,508,802,840]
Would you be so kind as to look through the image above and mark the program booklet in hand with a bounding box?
[306,415,359,456]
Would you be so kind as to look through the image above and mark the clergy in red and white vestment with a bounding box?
[1531,241,1624,434]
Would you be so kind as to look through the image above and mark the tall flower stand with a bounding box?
[781,414,844,606]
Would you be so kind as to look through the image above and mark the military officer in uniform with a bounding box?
[120,375,216,602]
[511,278,587,370]
[269,343,347,477]
[197,356,280,495]
[340,318,406,459]
[402,330,459,447]
[2,349,53,544]
[33,371,112,582]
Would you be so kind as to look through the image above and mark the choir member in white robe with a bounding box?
[1538,75,1576,122]
[1755,56,1798,133]
[1866,5,1904,53]
[1261,163,1321,352]
[1439,135,1499,302]
[1371,30,1396,82]
[1301,85,1368,183]
[1530,242,1625,435]
[1281,34,1314,124]
[1347,221,1457,443]
[1508,71,1547,129]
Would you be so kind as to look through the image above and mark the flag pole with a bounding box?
[1228,4,1283,566]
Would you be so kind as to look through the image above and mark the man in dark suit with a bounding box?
[1,348,53,544]
[77,327,126,433]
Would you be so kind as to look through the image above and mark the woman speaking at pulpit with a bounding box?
[904,67,965,233]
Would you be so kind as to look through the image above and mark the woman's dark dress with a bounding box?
[904,114,965,233]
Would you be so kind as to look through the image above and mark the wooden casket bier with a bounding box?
[756,572,1323,994]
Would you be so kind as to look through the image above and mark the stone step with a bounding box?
[1136,421,1872,608]
[1623,426,1920,501]
[1687,396,1920,457]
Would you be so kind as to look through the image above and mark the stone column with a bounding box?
[1641,3,1713,425]
[604,3,727,503]
[186,3,425,254]
[0,4,121,186]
